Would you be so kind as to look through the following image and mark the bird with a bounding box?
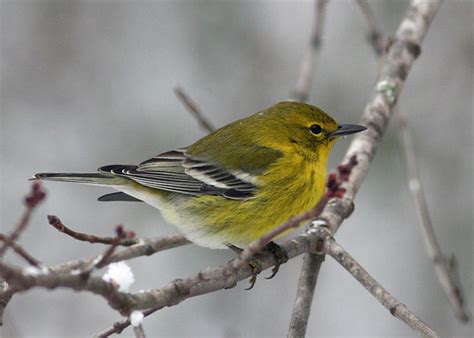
[34,101,365,266]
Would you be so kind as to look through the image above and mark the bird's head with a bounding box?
[253,101,366,159]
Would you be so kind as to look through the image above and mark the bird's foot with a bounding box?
[226,242,288,290]
[245,258,263,290]
[264,241,289,280]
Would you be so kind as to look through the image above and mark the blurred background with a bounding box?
[1,0,472,337]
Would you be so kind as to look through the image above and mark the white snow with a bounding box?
[310,219,326,228]
[130,310,144,327]
[23,265,48,276]
[102,261,135,292]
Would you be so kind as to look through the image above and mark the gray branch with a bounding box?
[287,252,324,337]
[174,86,216,133]
[289,0,443,336]
[50,234,190,274]
[0,225,439,337]
[355,0,385,55]
[322,233,440,338]
[290,0,328,102]
[397,108,470,322]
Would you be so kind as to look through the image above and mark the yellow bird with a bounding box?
[34,101,365,251]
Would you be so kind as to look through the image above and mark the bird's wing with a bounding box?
[98,148,257,200]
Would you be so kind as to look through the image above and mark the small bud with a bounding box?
[32,181,41,192]
[115,225,125,238]
[24,182,46,208]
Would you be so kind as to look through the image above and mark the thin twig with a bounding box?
[323,235,440,337]
[133,325,146,338]
[0,182,46,324]
[355,0,385,56]
[0,182,45,257]
[96,307,160,337]
[0,234,41,267]
[79,225,134,277]
[49,234,190,274]
[174,87,215,133]
[290,0,328,102]
[397,108,470,322]
[47,215,138,246]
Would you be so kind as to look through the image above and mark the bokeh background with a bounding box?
[1,0,472,337]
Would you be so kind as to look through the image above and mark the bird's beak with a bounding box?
[329,124,367,138]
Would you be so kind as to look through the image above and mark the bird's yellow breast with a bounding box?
[163,149,328,249]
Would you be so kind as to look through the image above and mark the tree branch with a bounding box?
[287,251,324,337]
[0,261,136,316]
[0,182,45,257]
[321,233,440,337]
[0,229,189,326]
[90,224,438,337]
[174,86,215,133]
[0,234,41,267]
[397,108,470,322]
[133,325,146,338]
[355,0,385,56]
[96,307,158,337]
[47,215,138,246]
[289,0,443,336]
[49,234,190,274]
[290,0,328,102]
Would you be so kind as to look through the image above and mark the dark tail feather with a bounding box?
[98,192,143,202]
[32,172,121,186]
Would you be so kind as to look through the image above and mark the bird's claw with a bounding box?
[245,259,262,290]
[228,242,288,290]
[264,242,289,280]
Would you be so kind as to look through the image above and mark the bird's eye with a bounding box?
[310,124,322,135]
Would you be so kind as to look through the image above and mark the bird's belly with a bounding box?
[117,164,326,249]
[174,176,325,249]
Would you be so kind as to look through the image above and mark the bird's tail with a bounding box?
[32,172,124,186]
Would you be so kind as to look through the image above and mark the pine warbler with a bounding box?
[34,101,365,249]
